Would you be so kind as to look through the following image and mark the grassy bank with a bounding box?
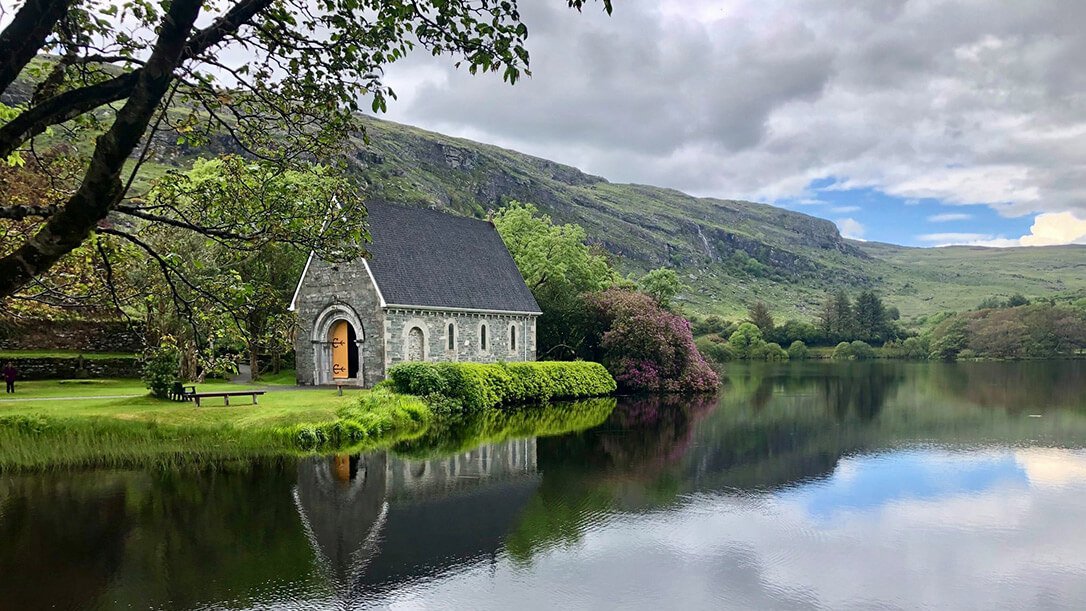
[0,380,431,471]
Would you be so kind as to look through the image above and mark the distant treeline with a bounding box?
[692,292,1086,362]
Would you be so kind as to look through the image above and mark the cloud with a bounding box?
[836,218,865,240]
[379,0,1086,223]
[831,205,862,213]
[1018,212,1086,246]
[917,232,995,246]
[927,213,973,222]
[921,211,1086,246]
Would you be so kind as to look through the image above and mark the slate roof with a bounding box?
[363,202,541,314]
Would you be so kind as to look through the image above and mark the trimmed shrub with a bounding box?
[386,361,616,411]
[832,341,853,361]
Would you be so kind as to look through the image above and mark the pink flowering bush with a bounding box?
[586,289,718,393]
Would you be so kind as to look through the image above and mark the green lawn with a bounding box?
[0,378,431,471]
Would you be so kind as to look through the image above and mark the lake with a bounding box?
[3,361,1086,609]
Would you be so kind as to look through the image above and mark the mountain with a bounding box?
[14,67,1082,321]
[335,117,1086,320]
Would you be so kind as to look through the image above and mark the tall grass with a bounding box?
[0,390,432,472]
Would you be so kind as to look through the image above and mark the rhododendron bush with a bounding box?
[587,289,718,393]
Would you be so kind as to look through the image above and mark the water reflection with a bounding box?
[4,361,1086,609]
[295,441,539,605]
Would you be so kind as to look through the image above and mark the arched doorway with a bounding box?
[330,320,360,380]
[312,305,365,386]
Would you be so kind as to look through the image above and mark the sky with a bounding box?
[376,0,1086,247]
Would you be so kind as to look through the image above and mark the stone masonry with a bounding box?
[291,202,542,387]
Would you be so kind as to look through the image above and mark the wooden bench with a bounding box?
[170,382,196,402]
[192,390,266,407]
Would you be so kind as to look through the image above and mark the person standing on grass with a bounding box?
[3,362,16,394]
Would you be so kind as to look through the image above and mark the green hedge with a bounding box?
[387,361,617,411]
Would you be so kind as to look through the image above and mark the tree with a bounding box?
[787,340,809,360]
[747,301,775,337]
[0,0,613,301]
[854,290,889,343]
[493,201,617,358]
[775,318,818,345]
[929,316,968,361]
[820,290,855,343]
[727,323,764,360]
[638,268,682,309]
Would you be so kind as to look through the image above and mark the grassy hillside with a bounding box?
[339,116,1086,320]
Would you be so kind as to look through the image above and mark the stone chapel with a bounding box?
[290,202,541,387]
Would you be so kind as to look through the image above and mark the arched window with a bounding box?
[510,324,517,352]
[480,323,488,351]
[407,327,425,361]
[447,323,455,351]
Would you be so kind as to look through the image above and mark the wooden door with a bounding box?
[331,320,349,379]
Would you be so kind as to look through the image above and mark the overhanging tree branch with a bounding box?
[0,0,204,298]
[0,0,274,160]
[0,0,76,93]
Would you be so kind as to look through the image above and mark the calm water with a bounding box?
[4,361,1086,610]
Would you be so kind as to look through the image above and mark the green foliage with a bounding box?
[696,335,735,363]
[493,202,618,358]
[141,337,180,398]
[849,340,876,360]
[787,340,810,360]
[932,303,1086,360]
[929,316,970,361]
[728,323,765,359]
[775,319,818,345]
[820,290,856,343]
[638,268,683,308]
[854,290,891,342]
[1006,294,1031,308]
[752,341,789,362]
[387,361,617,411]
[832,340,874,360]
[882,337,930,360]
[748,301,775,336]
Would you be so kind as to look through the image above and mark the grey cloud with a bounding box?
[380,0,1086,220]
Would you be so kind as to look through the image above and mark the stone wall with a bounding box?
[383,308,537,371]
[0,319,144,353]
[292,258,385,387]
[3,356,142,381]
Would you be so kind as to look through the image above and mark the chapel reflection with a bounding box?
[293,438,540,603]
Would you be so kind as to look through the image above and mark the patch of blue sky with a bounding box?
[776,178,1035,246]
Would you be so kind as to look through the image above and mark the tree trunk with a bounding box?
[249,341,260,382]
[0,0,203,300]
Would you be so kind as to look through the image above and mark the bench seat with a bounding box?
[192,390,266,407]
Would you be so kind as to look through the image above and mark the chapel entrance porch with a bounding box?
[312,305,366,387]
